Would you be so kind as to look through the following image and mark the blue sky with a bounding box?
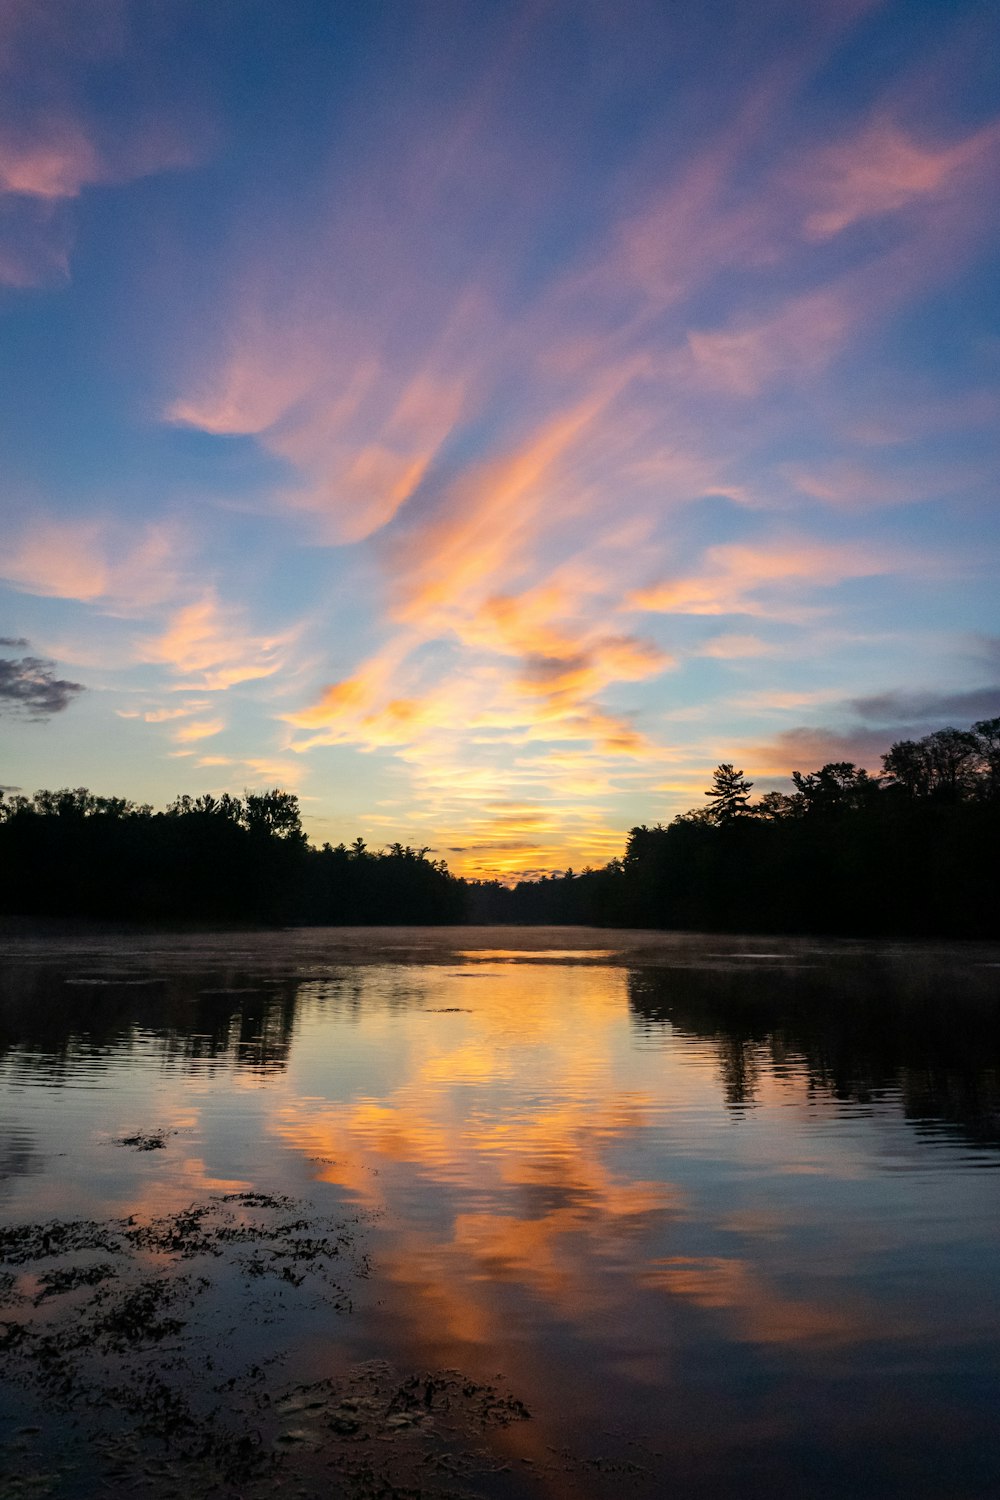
[1,0,998,875]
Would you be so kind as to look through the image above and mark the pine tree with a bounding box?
[704,764,753,822]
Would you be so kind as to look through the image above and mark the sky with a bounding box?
[1,0,998,879]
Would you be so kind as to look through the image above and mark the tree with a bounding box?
[973,717,1000,800]
[704,764,753,822]
[791,762,875,816]
[243,789,305,842]
[755,790,801,820]
[882,730,980,801]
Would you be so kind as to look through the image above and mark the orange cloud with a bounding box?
[168,271,490,547]
[172,716,225,744]
[641,1255,875,1346]
[630,540,896,618]
[141,701,211,722]
[141,594,294,690]
[152,22,1000,877]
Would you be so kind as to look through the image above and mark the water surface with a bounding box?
[1,926,999,1498]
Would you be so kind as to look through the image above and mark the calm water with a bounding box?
[1,926,999,1499]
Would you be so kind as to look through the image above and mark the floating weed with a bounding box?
[0,1197,551,1498]
[114,1130,175,1151]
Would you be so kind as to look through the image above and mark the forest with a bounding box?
[2,717,998,937]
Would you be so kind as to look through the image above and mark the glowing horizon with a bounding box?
[1,1,998,880]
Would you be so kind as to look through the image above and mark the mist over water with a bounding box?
[1,927,999,1498]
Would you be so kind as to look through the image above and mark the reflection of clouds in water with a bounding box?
[269,959,903,1369]
[271,964,680,1350]
[640,1256,886,1347]
[2,931,999,1426]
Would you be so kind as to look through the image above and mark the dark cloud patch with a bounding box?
[0,637,29,648]
[751,726,899,776]
[752,680,1000,780]
[461,841,542,854]
[851,687,1000,725]
[0,645,85,718]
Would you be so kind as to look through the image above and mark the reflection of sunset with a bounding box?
[641,1256,876,1346]
[4,934,1000,1496]
[268,959,898,1382]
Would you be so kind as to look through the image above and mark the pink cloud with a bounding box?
[800,118,999,241]
[0,516,181,608]
[0,126,100,199]
[684,287,853,397]
[745,725,897,776]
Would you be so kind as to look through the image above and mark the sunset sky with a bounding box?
[1,0,998,877]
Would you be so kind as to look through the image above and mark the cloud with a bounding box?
[185,752,302,788]
[169,331,478,546]
[0,0,200,287]
[8,3,987,875]
[172,717,225,744]
[0,516,181,609]
[849,687,1000,725]
[746,679,1000,779]
[0,124,100,200]
[697,634,771,659]
[0,644,84,718]
[783,456,981,512]
[746,725,899,776]
[629,540,895,619]
[800,118,999,241]
[140,594,295,691]
[685,287,853,398]
[135,701,211,723]
[0,118,192,287]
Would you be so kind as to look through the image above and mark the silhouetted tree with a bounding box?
[705,764,753,822]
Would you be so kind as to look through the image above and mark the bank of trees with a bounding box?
[469,718,1000,938]
[0,789,463,925]
[2,717,997,935]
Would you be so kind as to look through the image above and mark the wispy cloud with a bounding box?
[0,1,198,286]
[140,594,295,691]
[0,516,182,610]
[799,117,1000,241]
[172,717,225,744]
[629,541,896,619]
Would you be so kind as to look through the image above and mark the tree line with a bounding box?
[0,788,464,926]
[466,717,1000,937]
[1,715,998,936]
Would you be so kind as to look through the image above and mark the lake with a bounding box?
[1,925,999,1499]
